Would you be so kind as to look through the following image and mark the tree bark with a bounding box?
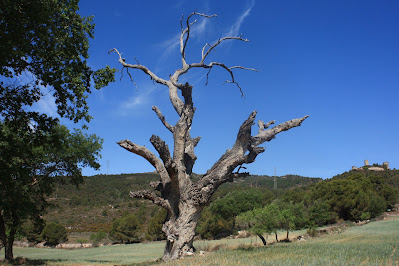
[112,12,308,260]
[257,234,267,246]
[161,204,202,260]
[5,233,14,260]
[0,212,8,260]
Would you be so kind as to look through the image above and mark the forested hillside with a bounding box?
[43,173,319,233]
[33,168,398,244]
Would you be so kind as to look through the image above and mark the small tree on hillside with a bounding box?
[110,12,308,260]
[42,223,68,246]
[109,214,142,243]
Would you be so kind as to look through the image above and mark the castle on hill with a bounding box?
[352,160,389,172]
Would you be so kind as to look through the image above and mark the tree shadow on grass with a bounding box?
[3,257,113,265]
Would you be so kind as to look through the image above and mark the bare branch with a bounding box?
[150,135,175,172]
[179,12,217,68]
[229,66,259,72]
[152,106,174,133]
[201,35,249,63]
[189,61,258,97]
[229,172,250,179]
[205,67,212,86]
[258,120,275,134]
[130,190,172,213]
[252,115,309,146]
[122,67,137,88]
[168,84,185,117]
[201,43,210,59]
[224,80,245,98]
[117,139,171,184]
[198,112,308,196]
[109,48,169,86]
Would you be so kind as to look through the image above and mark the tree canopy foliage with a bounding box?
[0,0,113,260]
[109,213,142,244]
[0,0,115,123]
[42,222,68,246]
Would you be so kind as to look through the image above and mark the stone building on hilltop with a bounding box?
[352,160,389,171]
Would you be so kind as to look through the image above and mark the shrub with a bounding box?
[146,209,167,241]
[42,223,68,246]
[307,227,318,237]
[22,219,45,243]
[109,214,142,243]
[90,231,107,242]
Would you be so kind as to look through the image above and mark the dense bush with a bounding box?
[42,223,68,246]
[311,173,394,221]
[146,209,167,241]
[197,189,275,239]
[109,213,142,243]
[90,231,107,242]
[22,219,45,243]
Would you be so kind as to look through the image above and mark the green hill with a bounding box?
[44,173,321,232]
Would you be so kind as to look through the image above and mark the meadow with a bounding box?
[2,216,398,265]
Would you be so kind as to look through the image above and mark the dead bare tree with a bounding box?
[110,12,308,261]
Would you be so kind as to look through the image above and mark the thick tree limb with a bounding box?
[252,115,309,146]
[118,139,171,185]
[197,112,309,199]
[184,136,201,175]
[130,190,172,213]
[152,106,174,133]
[150,135,176,173]
[258,120,275,134]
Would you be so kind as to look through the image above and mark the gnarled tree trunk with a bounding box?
[112,12,308,260]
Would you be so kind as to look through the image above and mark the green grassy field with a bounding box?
[2,217,398,265]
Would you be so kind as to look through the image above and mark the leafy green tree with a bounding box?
[307,199,331,226]
[42,222,68,246]
[0,0,113,260]
[197,190,272,239]
[22,218,45,243]
[109,214,142,243]
[90,231,107,243]
[278,207,296,240]
[0,0,115,124]
[146,209,167,241]
[310,174,389,221]
[0,122,102,257]
[196,208,234,240]
[237,203,280,245]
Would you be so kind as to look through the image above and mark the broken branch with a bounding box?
[130,190,172,213]
[152,106,174,133]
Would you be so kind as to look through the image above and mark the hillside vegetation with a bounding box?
[44,173,320,234]
[21,167,398,245]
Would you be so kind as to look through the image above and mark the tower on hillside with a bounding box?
[273,168,277,190]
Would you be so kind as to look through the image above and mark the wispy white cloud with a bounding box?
[117,85,158,116]
[224,0,255,37]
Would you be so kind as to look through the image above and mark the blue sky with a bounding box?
[44,0,398,179]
